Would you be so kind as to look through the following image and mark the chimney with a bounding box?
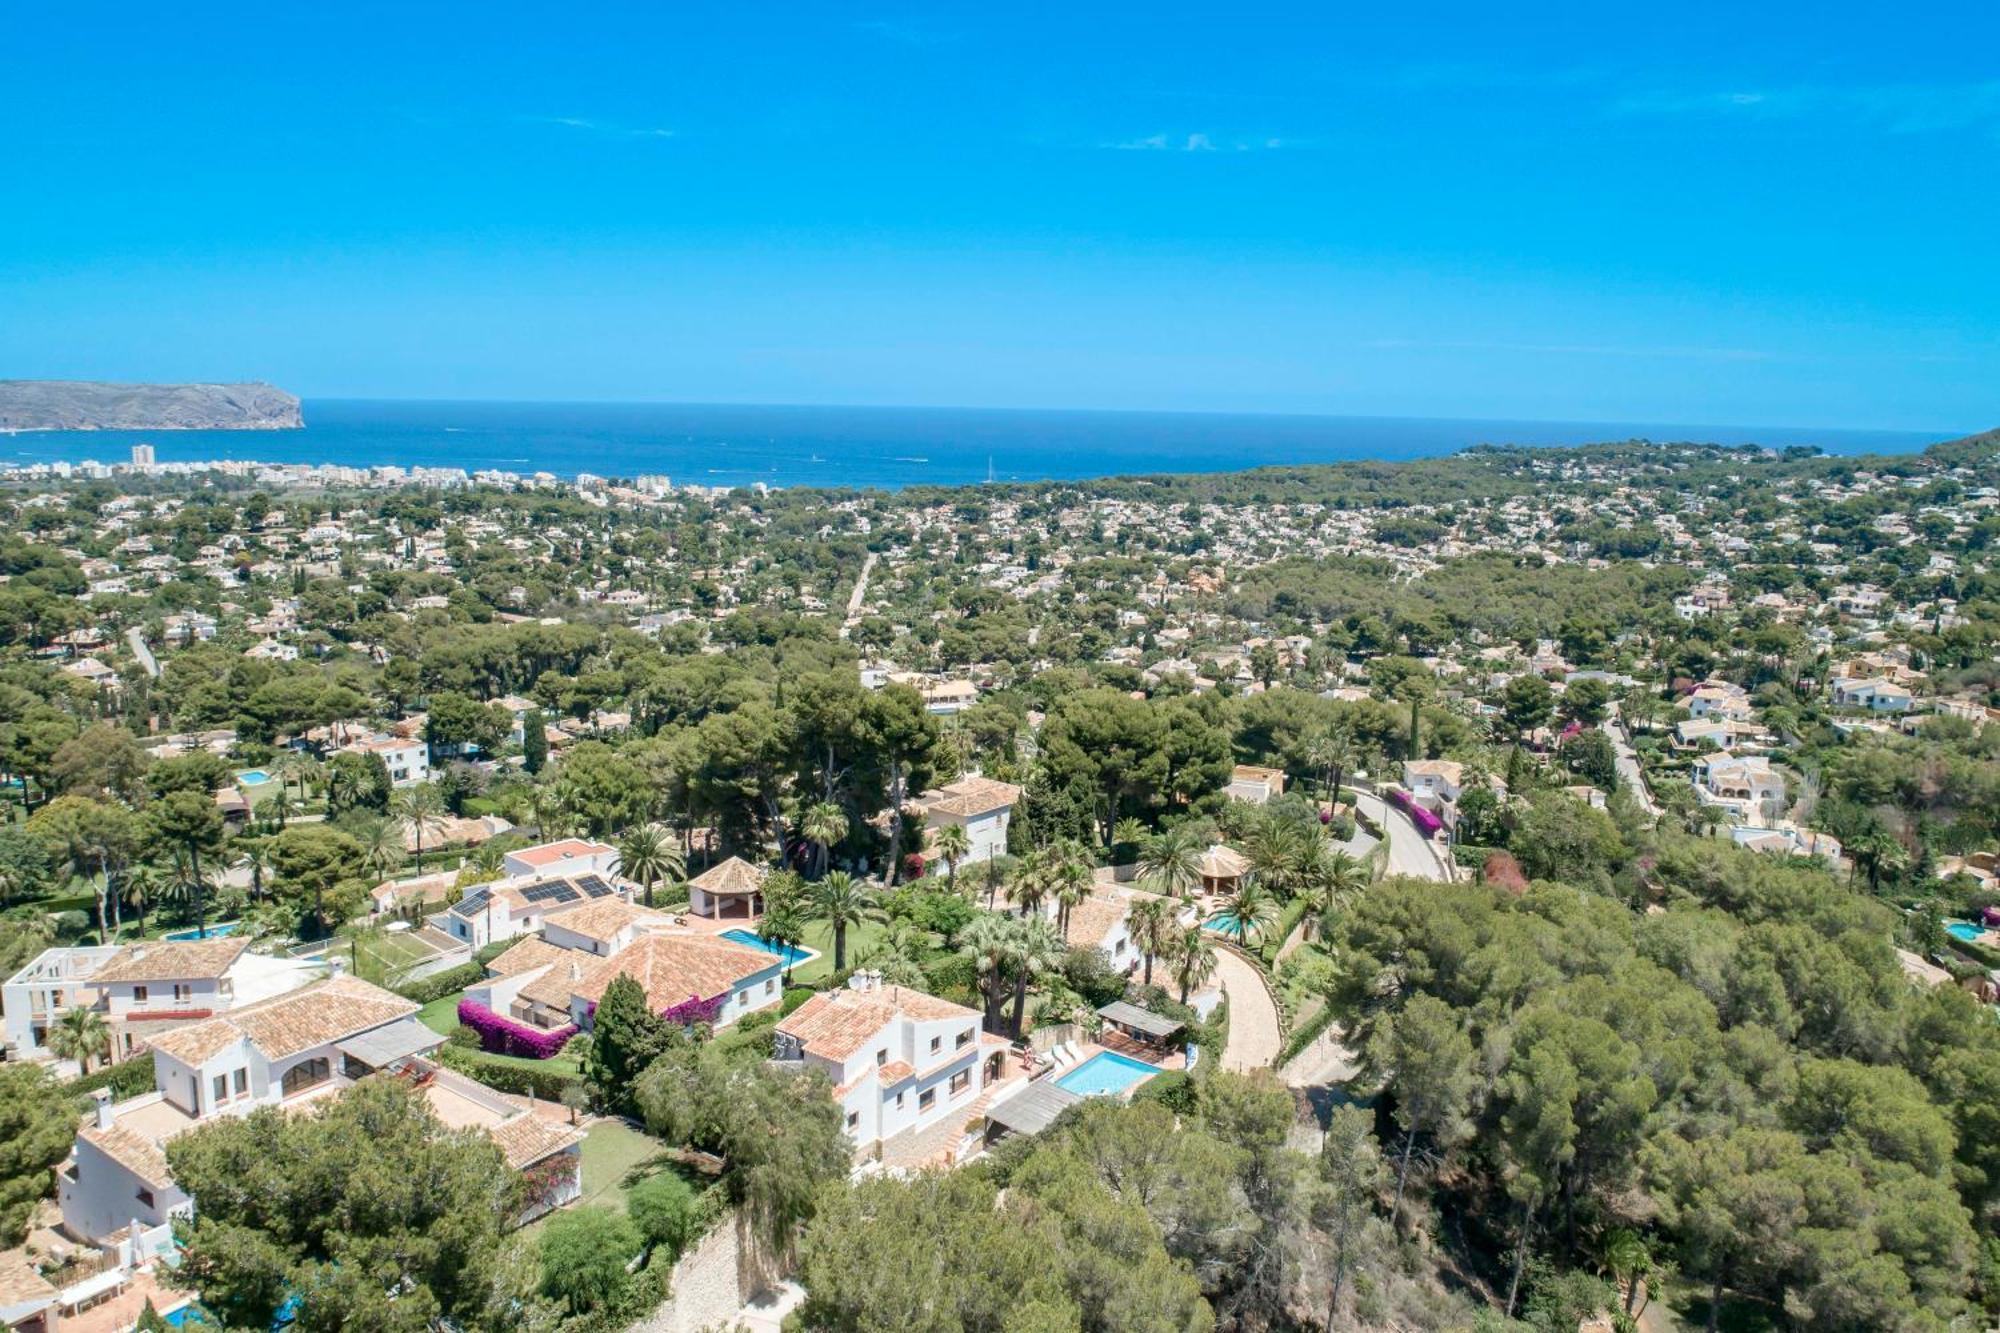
[93,1088,114,1131]
[570,960,582,981]
[328,955,345,977]
[130,946,146,962]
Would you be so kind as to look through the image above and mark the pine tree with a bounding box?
[584,973,674,1113]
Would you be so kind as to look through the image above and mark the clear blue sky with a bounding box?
[2,3,1995,431]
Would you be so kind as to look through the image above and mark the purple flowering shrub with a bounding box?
[457,999,578,1059]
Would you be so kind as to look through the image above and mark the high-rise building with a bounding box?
[130,443,155,467]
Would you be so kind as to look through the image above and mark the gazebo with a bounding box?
[1195,843,1249,895]
[686,856,768,919]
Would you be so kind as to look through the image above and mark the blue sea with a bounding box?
[0,399,1957,490]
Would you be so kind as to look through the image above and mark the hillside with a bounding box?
[0,379,303,431]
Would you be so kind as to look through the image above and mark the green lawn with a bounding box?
[788,916,893,983]
[520,1119,695,1237]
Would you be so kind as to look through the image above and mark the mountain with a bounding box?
[0,380,303,431]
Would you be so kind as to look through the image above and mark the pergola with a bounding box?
[1095,1000,1184,1046]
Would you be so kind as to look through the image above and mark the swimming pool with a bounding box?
[720,928,813,967]
[165,921,241,941]
[1205,913,1251,939]
[236,769,273,786]
[1056,1050,1160,1097]
[1947,921,1986,942]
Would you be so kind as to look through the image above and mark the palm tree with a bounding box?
[1600,1228,1653,1318]
[237,839,271,900]
[799,801,849,880]
[932,823,972,889]
[1215,882,1279,947]
[1009,849,1053,920]
[278,750,321,805]
[48,1005,110,1073]
[1136,824,1204,899]
[808,871,885,974]
[1297,845,1367,940]
[618,823,684,908]
[961,912,1015,1034]
[1049,840,1094,937]
[358,819,404,881]
[1005,915,1066,1038]
[856,922,929,987]
[1244,816,1309,901]
[1171,923,1218,1005]
[1127,896,1176,988]
[759,870,810,983]
[391,782,448,875]
[120,862,162,932]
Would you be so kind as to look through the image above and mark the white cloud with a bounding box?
[1103,132,1288,152]
[525,115,675,140]
[1612,81,2000,135]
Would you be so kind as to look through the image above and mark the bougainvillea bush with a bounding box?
[660,993,727,1028]
[457,999,578,1059]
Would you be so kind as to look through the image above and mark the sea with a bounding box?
[0,399,1958,491]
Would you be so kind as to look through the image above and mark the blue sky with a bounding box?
[1,3,1995,430]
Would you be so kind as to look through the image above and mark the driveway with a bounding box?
[1214,946,1281,1072]
[1603,709,1660,817]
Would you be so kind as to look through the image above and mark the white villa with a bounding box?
[438,841,629,949]
[339,733,430,787]
[1831,676,1915,713]
[2,938,320,1065]
[775,973,1008,1152]
[57,973,583,1254]
[908,775,1022,867]
[1692,754,1787,821]
[466,921,785,1033]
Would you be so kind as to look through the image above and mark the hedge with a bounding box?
[439,1045,583,1101]
[1275,1003,1341,1068]
[395,960,486,1006]
[69,1054,156,1101]
[779,986,817,1017]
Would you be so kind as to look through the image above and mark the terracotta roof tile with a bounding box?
[93,937,247,984]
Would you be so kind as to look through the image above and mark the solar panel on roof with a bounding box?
[574,874,613,898]
[521,879,580,905]
[453,888,491,916]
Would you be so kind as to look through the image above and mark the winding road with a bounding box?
[1350,789,1451,881]
[839,552,878,637]
[1604,707,1660,818]
[126,627,160,679]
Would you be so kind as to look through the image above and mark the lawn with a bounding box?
[787,916,893,984]
[521,1119,698,1237]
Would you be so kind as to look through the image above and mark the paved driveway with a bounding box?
[1215,946,1281,1072]
[1351,790,1449,881]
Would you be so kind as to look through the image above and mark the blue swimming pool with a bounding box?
[165,921,241,941]
[236,769,273,786]
[1056,1050,1160,1097]
[1205,913,1250,938]
[720,928,813,966]
[1948,921,1986,942]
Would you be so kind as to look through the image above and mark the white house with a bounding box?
[340,733,430,787]
[908,775,1022,867]
[1401,759,1466,807]
[1226,764,1287,805]
[471,928,785,1034]
[775,974,1007,1151]
[440,863,628,950]
[1832,677,1914,713]
[2,945,120,1063]
[57,974,581,1250]
[502,838,620,880]
[1685,682,1754,721]
[1692,754,1787,820]
[2,939,319,1064]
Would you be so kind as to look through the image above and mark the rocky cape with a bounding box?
[0,380,304,431]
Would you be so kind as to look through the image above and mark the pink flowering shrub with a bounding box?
[660,993,727,1027]
[457,999,578,1060]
